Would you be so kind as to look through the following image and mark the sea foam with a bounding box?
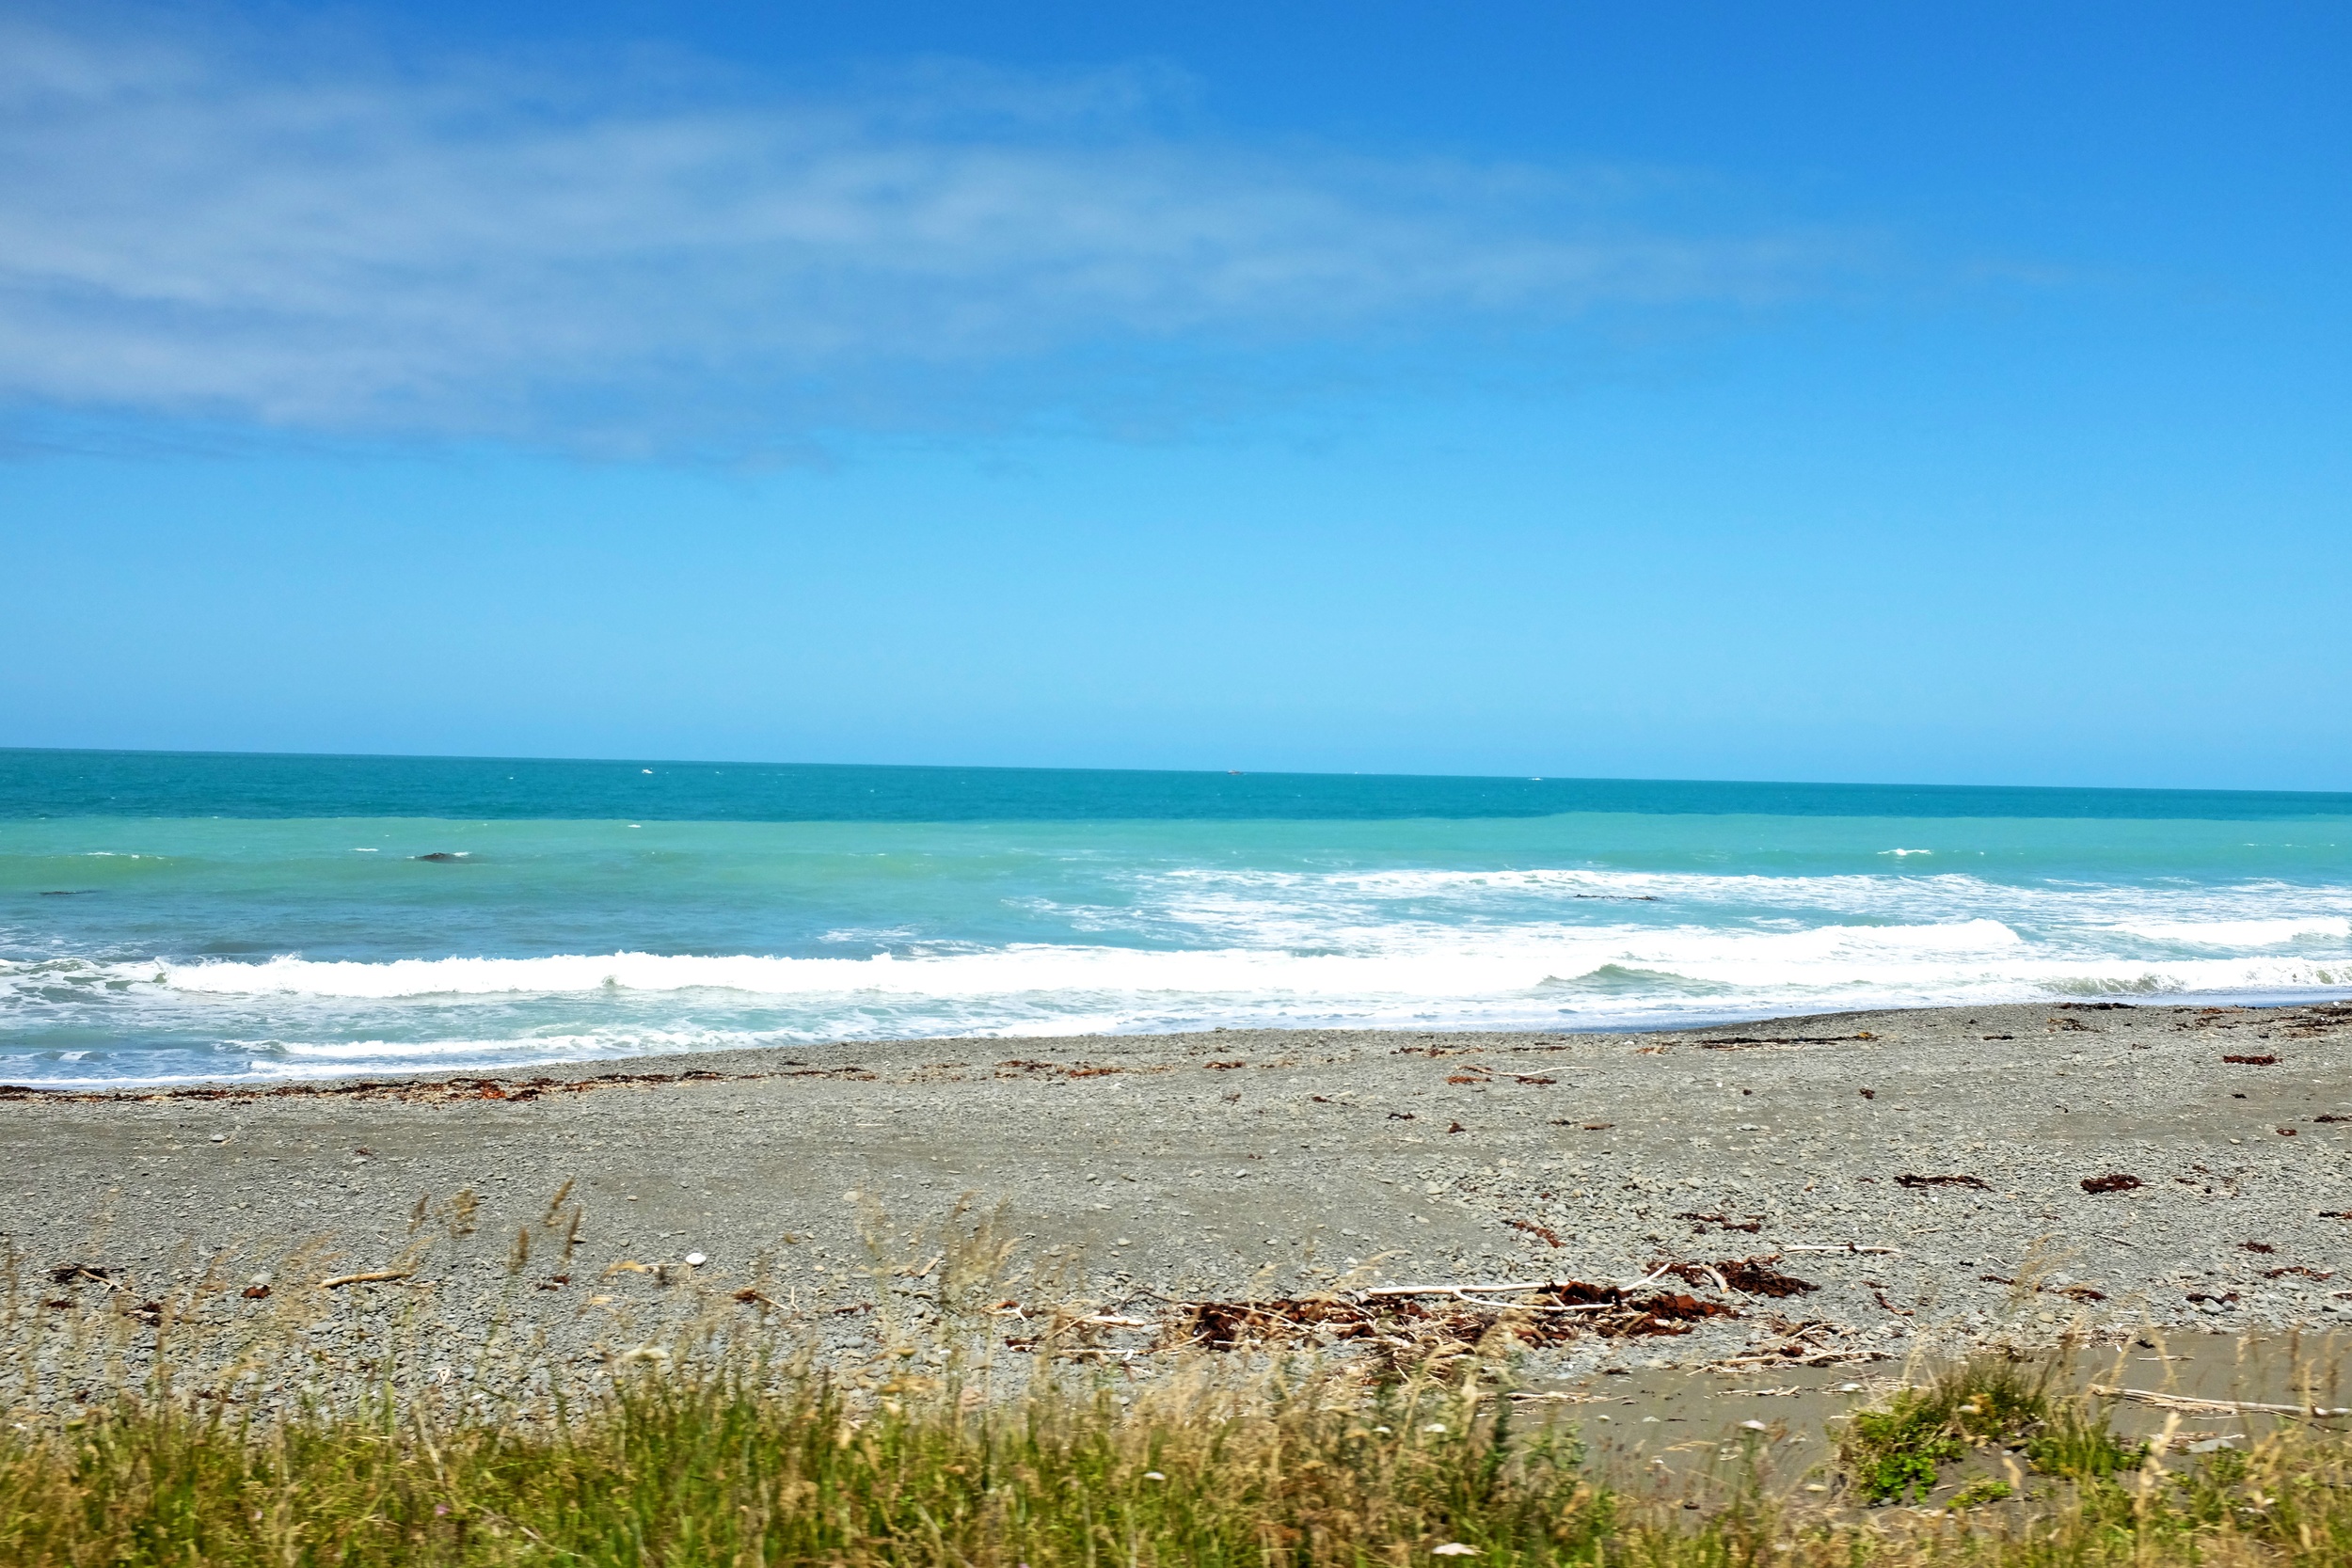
[136,918,2342,1010]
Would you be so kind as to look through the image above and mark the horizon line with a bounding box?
[5,742,2346,803]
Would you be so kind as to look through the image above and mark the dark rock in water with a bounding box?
[39,890,94,895]
[413,852,470,863]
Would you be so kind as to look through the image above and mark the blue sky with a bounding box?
[2,0,2347,790]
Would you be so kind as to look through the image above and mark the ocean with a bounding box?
[3,748,2347,1087]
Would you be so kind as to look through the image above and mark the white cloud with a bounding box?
[0,13,1860,452]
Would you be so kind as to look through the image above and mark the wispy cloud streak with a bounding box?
[0,14,1862,451]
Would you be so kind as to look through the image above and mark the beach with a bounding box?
[11,998,2350,1402]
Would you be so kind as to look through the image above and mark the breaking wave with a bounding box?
[153,918,2039,1002]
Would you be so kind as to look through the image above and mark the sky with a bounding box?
[1,0,2347,791]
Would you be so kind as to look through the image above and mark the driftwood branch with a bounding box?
[1362,1281,1558,1297]
[319,1269,416,1290]
[1780,1243,1901,1256]
[1713,1349,1886,1369]
[2090,1385,2352,1418]
[1412,1298,1615,1314]
[1362,1266,1718,1301]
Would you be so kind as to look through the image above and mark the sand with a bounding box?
[8,998,2351,1408]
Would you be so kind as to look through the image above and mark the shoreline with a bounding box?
[8,997,2350,1409]
[13,989,2352,1099]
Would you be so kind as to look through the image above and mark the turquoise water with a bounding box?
[4,749,2348,1086]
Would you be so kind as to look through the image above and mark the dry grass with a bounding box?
[0,1358,1618,1566]
[7,1203,2352,1564]
[5,1344,2352,1565]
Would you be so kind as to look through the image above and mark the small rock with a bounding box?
[684,1252,707,1267]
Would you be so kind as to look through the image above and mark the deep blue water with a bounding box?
[8,748,2348,824]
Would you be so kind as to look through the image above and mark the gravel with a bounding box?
[6,998,2348,1398]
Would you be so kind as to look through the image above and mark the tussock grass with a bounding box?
[0,1355,1624,1566]
[1836,1353,2155,1503]
[5,1345,2352,1564]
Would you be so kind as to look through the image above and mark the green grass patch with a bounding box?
[1946,1476,2014,1508]
[1836,1354,2155,1505]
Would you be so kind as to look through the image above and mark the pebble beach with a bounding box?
[10,997,2350,1402]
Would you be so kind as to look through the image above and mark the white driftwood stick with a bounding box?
[1780,1243,1901,1255]
[1364,1267,1705,1300]
[1362,1281,1557,1297]
[2090,1385,2352,1418]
